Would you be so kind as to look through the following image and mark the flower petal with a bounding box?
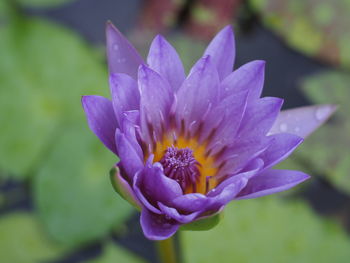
[176,55,220,133]
[220,60,265,100]
[238,97,284,138]
[236,169,310,200]
[138,65,173,142]
[268,104,337,138]
[172,193,208,213]
[261,133,303,169]
[109,73,140,125]
[203,25,235,80]
[115,129,143,180]
[147,35,186,91]
[140,209,179,240]
[158,202,200,224]
[106,22,144,78]
[81,95,118,154]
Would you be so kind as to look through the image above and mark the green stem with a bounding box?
[157,236,178,263]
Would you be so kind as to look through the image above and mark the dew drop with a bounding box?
[112,44,119,51]
[117,58,126,63]
[294,127,300,133]
[315,106,329,121]
[279,123,288,132]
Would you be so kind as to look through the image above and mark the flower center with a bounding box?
[160,146,201,192]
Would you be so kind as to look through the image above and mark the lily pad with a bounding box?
[183,197,350,263]
[0,213,64,263]
[0,17,109,177]
[250,0,350,68]
[33,123,133,247]
[88,242,146,263]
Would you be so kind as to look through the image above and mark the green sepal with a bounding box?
[180,212,222,231]
[109,167,141,210]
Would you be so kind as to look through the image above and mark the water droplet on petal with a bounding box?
[315,106,330,121]
[279,123,288,132]
[117,58,126,63]
[112,44,119,51]
[294,127,300,133]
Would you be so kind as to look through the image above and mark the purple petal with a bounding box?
[238,97,283,138]
[220,60,265,100]
[236,169,310,200]
[147,35,185,91]
[140,209,179,240]
[106,22,144,78]
[203,25,235,80]
[109,73,140,125]
[158,202,200,224]
[82,95,118,154]
[176,56,220,133]
[115,129,143,180]
[133,161,182,212]
[138,65,173,142]
[172,193,208,213]
[269,104,337,138]
[261,133,303,169]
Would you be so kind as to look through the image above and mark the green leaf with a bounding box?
[17,0,73,8]
[181,213,221,231]
[88,242,146,263]
[34,123,133,247]
[0,17,109,177]
[183,197,350,263]
[0,213,64,263]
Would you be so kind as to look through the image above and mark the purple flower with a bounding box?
[82,22,336,240]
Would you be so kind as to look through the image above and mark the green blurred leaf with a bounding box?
[0,213,64,263]
[250,0,350,68]
[0,17,109,177]
[34,123,133,247]
[183,197,350,263]
[17,0,73,8]
[88,242,146,263]
[297,71,350,193]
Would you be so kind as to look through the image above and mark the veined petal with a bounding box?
[176,55,220,132]
[138,65,173,142]
[220,60,265,100]
[238,97,284,138]
[269,104,337,138]
[203,25,235,80]
[147,35,185,91]
[82,95,117,154]
[140,209,179,240]
[236,169,310,200]
[106,22,144,78]
[110,73,140,126]
[115,129,143,180]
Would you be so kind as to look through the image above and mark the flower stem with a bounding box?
[157,236,179,263]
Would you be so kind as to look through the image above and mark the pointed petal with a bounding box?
[115,129,143,180]
[221,60,265,100]
[109,73,140,125]
[106,22,144,78]
[176,56,220,132]
[203,25,235,79]
[82,95,117,154]
[236,169,310,200]
[147,35,185,91]
[140,209,179,240]
[261,133,303,169]
[269,104,337,138]
[138,65,173,141]
[238,97,284,138]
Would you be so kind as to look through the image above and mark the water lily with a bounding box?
[82,22,336,240]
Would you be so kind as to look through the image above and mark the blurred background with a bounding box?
[1,0,350,262]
